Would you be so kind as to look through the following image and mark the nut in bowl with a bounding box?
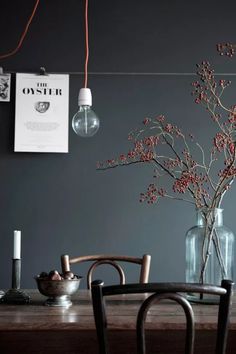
[35,270,82,307]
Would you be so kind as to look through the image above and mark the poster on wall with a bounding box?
[0,73,11,102]
[14,73,69,153]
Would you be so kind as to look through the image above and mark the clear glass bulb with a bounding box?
[72,105,100,137]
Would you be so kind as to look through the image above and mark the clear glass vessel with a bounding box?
[185,208,234,303]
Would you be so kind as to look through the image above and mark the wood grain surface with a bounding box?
[0,290,235,353]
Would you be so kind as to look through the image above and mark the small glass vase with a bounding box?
[185,208,234,303]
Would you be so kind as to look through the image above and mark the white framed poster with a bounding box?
[14,73,69,153]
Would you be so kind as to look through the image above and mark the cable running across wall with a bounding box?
[2,71,236,76]
[0,0,40,60]
[0,0,235,78]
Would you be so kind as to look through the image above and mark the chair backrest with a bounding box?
[61,254,151,289]
[91,280,234,354]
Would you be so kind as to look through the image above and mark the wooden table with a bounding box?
[0,290,235,354]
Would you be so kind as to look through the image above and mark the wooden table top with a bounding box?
[0,289,235,332]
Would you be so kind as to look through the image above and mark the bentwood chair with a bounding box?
[61,254,151,289]
[91,279,234,354]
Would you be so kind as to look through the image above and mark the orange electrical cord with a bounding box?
[84,0,89,88]
[0,0,40,60]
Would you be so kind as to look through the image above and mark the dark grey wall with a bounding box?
[0,0,236,289]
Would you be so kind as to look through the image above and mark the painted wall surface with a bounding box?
[0,0,236,289]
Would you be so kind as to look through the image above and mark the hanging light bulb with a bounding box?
[72,0,100,138]
[72,88,100,137]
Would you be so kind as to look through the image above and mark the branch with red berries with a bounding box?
[97,44,236,210]
[217,42,236,57]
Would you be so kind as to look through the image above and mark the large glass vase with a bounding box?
[185,208,234,303]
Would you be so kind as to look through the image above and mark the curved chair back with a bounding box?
[61,254,151,289]
[91,280,234,354]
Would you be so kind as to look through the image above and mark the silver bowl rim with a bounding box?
[34,275,83,282]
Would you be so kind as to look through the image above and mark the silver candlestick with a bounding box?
[1,259,30,304]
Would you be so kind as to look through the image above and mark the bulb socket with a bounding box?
[78,88,92,106]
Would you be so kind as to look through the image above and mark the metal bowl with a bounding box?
[35,276,82,307]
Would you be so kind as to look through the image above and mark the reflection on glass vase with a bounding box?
[186,208,234,303]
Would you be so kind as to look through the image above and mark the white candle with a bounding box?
[13,230,21,259]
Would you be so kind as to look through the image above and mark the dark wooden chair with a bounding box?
[61,254,151,289]
[91,279,234,354]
